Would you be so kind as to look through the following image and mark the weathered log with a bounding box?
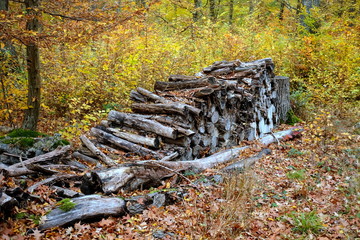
[0,191,18,214]
[27,174,81,193]
[221,148,271,172]
[52,186,84,198]
[130,90,147,103]
[168,74,197,82]
[107,128,159,149]
[108,110,178,139]
[80,135,116,166]
[7,145,70,170]
[72,151,98,165]
[273,76,290,123]
[154,77,217,91]
[82,147,248,193]
[91,128,160,158]
[259,126,303,146]
[135,88,202,116]
[131,102,189,116]
[39,195,126,230]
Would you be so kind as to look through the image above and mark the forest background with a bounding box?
[0,0,359,138]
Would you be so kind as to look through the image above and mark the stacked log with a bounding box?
[84,58,290,161]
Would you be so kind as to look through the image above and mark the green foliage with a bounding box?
[288,211,323,234]
[58,198,76,212]
[287,169,306,181]
[2,137,35,149]
[288,148,305,157]
[29,214,41,225]
[289,89,313,120]
[286,109,302,126]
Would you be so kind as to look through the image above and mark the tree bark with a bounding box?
[22,0,41,131]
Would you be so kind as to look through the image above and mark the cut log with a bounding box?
[80,135,116,166]
[131,102,189,116]
[82,147,248,193]
[72,151,98,165]
[108,110,178,139]
[39,195,126,230]
[221,148,271,172]
[27,174,81,193]
[52,186,84,198]
[134,88,202,116]
[7,145,70,170]
[107,128,160,148]
[91,128,160,159]
[81,127,303,193]
[273,76,290,123]
[154,77,217,91]
[0,191,18,214]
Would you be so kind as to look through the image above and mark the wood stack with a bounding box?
[85,58,290,161]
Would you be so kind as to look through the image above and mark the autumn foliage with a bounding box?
[0,0,359,239]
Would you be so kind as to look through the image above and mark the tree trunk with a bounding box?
[229,0,234,25]
[209,0,216,22]
[0,0,8,10]
[278,1,285,20]
[193,0,201,22]
[22,0,41,131]
[249,0,255,14]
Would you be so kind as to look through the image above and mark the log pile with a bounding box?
[84,58,290,161]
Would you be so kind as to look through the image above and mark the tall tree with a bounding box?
[22,0,41,130]
[0,0,8,10]
[209,0,216,22]
[229,0,234,25]
[193,0,201,22]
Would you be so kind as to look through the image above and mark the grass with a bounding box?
[286,169,306,181]
[288,211,323,234]
[199,171,257,239]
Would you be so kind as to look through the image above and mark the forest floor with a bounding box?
[1,112,359,240]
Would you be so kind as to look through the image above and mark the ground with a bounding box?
[0,112,359,240]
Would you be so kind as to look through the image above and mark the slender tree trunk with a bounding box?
[209,0,216,22]
[278,1,285,20]
[0,0,8,10]
[249,0,255,14]
[193,0,201,22]
[229,0,234,25]
[22,0,41,131]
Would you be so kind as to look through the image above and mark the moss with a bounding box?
[7,129,45,138]
[58,198,76,212]
[52,139,70,148]
[286,109,302,125]
[1,137,35,148]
